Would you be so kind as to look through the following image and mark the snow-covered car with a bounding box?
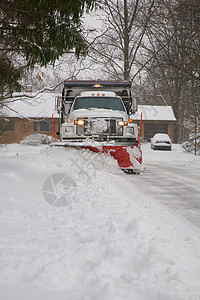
[151,133,172,151]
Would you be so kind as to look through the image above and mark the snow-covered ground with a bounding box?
[137,144,200,226]
[0,143,200,300]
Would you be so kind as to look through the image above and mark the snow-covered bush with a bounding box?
[182,133,200,155]
[20,133,52,145]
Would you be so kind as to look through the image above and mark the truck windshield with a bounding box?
[73,97,125,111]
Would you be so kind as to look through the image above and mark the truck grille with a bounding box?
[76,118,123,136]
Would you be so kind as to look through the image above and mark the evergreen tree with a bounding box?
[0,0,96,99]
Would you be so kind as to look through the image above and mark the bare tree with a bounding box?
[89,0,159,81]
[139,0,200,142]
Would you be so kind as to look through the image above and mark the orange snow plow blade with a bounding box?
[52,142,143,173]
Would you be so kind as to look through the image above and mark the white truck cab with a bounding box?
[57,81,138,146]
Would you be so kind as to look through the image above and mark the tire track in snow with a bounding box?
[125,163,200,226]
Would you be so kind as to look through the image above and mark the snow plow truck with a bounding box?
[54,80,143,174]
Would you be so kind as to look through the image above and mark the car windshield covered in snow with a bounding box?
[73,97,125,111]
[152,133,171,143]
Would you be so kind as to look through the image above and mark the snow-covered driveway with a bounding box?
[0,143,200,300]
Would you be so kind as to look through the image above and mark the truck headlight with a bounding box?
[74,119,85,125]
[117,121,128,126]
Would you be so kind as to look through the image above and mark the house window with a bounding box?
[34,121,55,132]
[39,121,50,132]
[7,120,14,131]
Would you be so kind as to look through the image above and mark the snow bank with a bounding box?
[20,133,52,145]
[182,134,200,156]
[0,144,200,300]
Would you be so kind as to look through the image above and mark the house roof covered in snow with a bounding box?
[132,105,176,121]
[4,94,176,122]
[3,93,59,118]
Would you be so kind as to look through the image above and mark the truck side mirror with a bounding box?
[56,97,62,112]
[131,97,137,113]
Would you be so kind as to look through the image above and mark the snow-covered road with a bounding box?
[126,164,200,226]
[0,143,200,300]
[141,144,200,226]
